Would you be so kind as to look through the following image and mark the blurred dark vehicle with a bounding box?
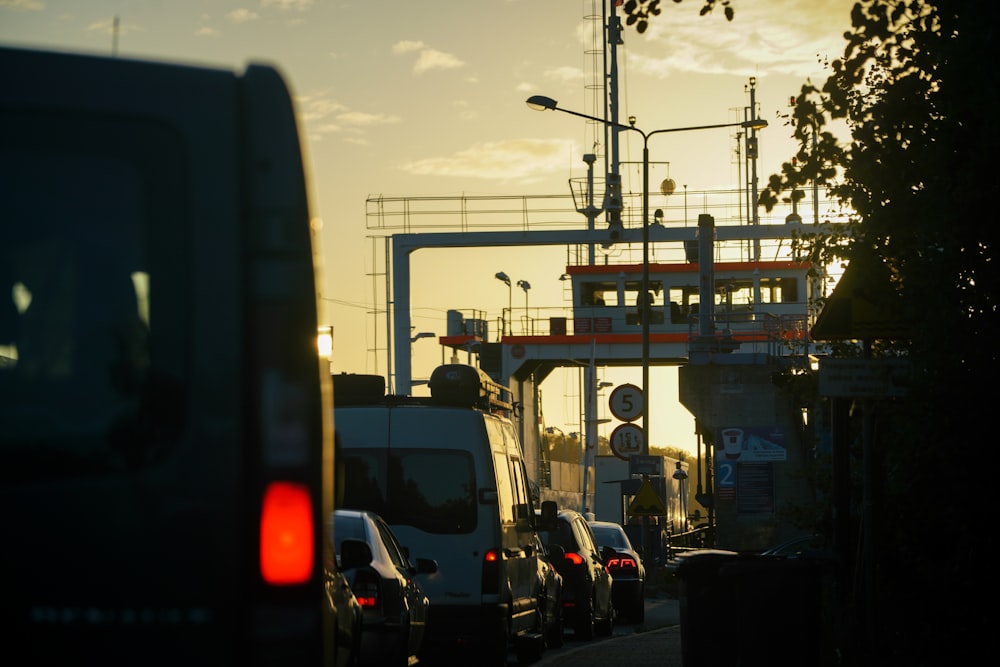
[331,509,437,667]
[589,520,646,622]
[537,509,615,640]
[1,46,342,665]
[531,531,565,649]
[761,535,832,558]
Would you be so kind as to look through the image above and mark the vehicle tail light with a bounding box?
[352,571,380,611]
[260,481,314,585]
[563,551,584,566]
[609,556,638,570]
[481,547,500,594]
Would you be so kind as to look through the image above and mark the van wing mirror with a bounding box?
[537,500,557,531]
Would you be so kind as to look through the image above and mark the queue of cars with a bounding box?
[329,365,652,665]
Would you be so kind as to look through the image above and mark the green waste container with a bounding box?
[675,551,833,667]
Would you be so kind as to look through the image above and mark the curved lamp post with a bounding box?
[516,279,531,334]
[495,271,512,337]
[527,94,767,452]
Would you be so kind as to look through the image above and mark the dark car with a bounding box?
[330,509,438,667]
[589,520,647,622]
[531,531,565,648]
[537,509,615,640]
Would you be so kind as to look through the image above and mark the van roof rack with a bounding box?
[332,364,513,415]
[428,364,513,414]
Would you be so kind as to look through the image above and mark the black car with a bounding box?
[589,520,647,622]
[531,531,565,648]
[330,509,438,667]
[537,509,615,640]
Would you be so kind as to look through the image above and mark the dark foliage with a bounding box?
[626,1,999,661]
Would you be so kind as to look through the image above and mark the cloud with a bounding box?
[226,9,258,23]
[295,92,399,142]
[398,138,575,181]
[260,0,314,10]
[336,111,401,126]
[627,0,853,78]
[393,39,464,74]
[544,66,585,83]
[413,48,463,74]
[86,18,144,38]
[392,40,425,55]
[0,0,44,10]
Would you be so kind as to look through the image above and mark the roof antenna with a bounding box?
[112,15,119,57]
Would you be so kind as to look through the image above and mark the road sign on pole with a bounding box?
[610,423,644,461]
[609,383,643,422]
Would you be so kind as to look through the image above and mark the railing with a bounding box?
[463,306,816,358]
[366,188,852,234]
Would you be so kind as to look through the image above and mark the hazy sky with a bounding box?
[1,0,856,453]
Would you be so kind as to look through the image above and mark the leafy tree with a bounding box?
[619,1,735,34]
[626,1,998,661]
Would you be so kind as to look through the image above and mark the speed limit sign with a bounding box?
[608,383,643,422]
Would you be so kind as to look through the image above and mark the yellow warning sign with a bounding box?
[627,479,666,517]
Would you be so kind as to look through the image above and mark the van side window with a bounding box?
[493,452,515,524]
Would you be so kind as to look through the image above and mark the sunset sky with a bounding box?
[1,0,856,453]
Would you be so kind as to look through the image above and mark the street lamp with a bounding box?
[495,271,512,337]
[516,279,531,334]
[527,94,767,452]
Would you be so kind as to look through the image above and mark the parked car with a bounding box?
[589,520,647,622]
[536,509,615,640]
[531,531,565,648]
[330,509,438,667]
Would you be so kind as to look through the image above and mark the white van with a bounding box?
[333,364,557,666]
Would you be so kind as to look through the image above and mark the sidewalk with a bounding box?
[533,625,683,667]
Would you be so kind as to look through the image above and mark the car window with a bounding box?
[540,516,575,552]
[332,513,366,552]
[572,518,598,556]
[374,515,410,571]
[592,525,630,549]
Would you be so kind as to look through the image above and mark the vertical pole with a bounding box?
[641,140,650,455]
[749,77,761,261]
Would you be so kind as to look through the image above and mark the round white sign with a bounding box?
[610,423,645,461]
[608,383,644,422]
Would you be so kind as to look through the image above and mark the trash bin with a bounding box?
[675,551,833,667]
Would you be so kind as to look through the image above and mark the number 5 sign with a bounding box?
[608,383,643,422]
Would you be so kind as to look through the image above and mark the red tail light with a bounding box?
[352,572,380,610]
[563,551,584,566]
[482,547,500,594]
[609,556,638,570]
[260,481,314,585]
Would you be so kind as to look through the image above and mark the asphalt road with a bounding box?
[527,595,681,667]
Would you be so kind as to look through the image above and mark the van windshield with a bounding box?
[340,448,477,534]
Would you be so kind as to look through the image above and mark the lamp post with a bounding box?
[516,279,531,335]
[495,271,512,337]
[527,95,767,452]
